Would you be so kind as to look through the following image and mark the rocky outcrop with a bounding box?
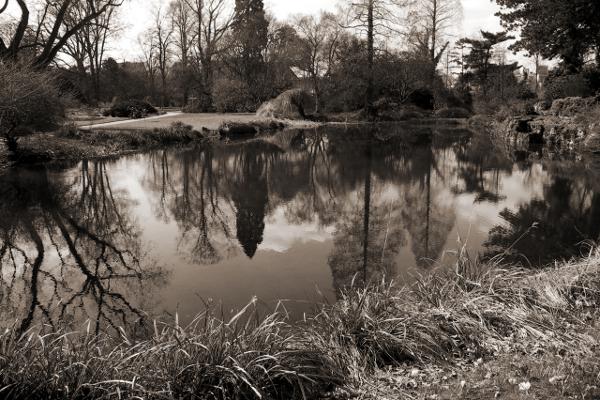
[256,89,315,120]
[493,96,600,154]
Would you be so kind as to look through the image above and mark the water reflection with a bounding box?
[2,124,600,330]
[0,163,167,335]
[484,176,600,266]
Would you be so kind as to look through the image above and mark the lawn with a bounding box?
[79,112,259,131]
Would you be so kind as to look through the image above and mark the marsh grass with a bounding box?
[2,249,600,399]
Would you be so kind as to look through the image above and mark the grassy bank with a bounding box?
[5,122,209,166]
[0,117,324,169]
[1,250,600,399]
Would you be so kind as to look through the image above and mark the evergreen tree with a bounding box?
[456,31,515,94]
[231,0,269,103]
[495,0,600,72]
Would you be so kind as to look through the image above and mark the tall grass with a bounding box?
[2,250,600,399]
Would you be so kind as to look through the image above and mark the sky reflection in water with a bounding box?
[1,124,600,332]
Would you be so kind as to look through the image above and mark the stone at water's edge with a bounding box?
[493,96,600,154]
[256,89,315,120]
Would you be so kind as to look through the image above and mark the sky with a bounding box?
[3,0,516,65]
[113,0,506,60]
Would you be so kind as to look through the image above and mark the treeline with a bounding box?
[56,0,473,114]
[2,0,600,123]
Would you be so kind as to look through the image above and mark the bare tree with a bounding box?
[184,0,233,105]
[62,0,122,102]
[409,0,462,79]
[150,6,173,107]
[0,0,124,68]
[342,0,413,118]
[168,0,193,105]
[294,12,342,113]
[138,29,159,102]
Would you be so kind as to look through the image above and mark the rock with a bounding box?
[256,89,315,120]
[493,115,593,152]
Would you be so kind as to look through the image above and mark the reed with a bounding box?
[2,249,600,399]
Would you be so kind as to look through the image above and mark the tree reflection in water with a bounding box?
[0,162,167,336]
[6,124,598,331]
[484,176,600,266]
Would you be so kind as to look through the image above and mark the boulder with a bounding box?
[495,116,589,150]
[256,89,315,120]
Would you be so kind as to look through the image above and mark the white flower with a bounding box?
[519,381,531,392]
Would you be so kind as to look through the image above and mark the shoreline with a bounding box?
[0,116,469,172]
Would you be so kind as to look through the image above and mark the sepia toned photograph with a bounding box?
[1,0,600,398]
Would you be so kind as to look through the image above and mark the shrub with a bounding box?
[543,72,595,102]
[434,107,472,119]
[0,62,64,152]
[103,99,158,118]
[407,88,435,110]
[434,86,473,111]
[212,78,256,113]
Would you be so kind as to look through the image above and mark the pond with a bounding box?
[2,124,600,334]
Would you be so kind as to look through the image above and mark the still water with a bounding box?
[1,124,599,333]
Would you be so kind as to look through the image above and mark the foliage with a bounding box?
[103,99,158,119]
[211,78,255,113]
[543,69,600,102]
[434,107,472,118]
[100,58,150,102]
[0,62,64,152]
[0,0,123,67]
[456,31,515,94]
[495,0,600,72]
[229,0,269,102]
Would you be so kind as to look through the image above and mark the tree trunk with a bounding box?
[362,137,373,285]
[365,0,375,120]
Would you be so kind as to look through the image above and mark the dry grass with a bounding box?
[1,249,600,399]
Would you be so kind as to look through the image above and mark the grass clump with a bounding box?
[2,250,600,399]
[0,301,340,400]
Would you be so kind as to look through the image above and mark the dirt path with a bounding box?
[80,112,184,130]
[80,112,259,131]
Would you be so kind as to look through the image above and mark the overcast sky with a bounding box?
[4,0,515,64]
[113,0,505,59]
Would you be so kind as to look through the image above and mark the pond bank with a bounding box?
[481,96,600,160]
[0,116,467,171]
[1,250,599,399]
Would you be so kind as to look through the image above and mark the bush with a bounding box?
[543,71,599,102]
[103,99,158,118]
[407,88,435,110]
[212,78,256,113]
[182,94,214,113]
[0,62,64,152]
[434,107,472,119]
[434,86,473,111]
